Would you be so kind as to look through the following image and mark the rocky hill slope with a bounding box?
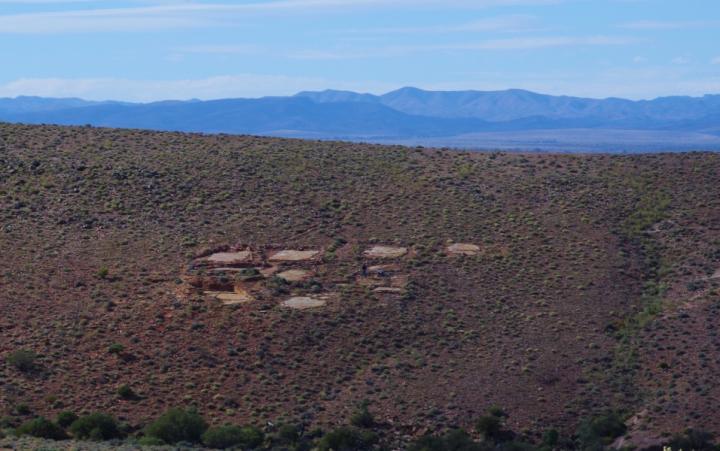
[1,123,719,448]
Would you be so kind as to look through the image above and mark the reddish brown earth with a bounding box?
[0,123,719,445]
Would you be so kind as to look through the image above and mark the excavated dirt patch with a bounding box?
[447,243,480,256]
[277,269,312,282]
[363,246,407,259]
[269,250,320,262]
[205,251,252,264]
[282,296,327,310]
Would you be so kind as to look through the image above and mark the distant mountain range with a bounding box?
[2,88,720,152]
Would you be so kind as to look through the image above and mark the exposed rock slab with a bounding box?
[269,250,320,262]
[205,251,252,264]
[205,289,254,305]
[282,296,326,310]
[277,269,312,282]
[373,287,404,294]
[447,243,480,256]
[363,246,407,259]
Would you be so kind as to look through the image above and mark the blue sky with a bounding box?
[0,0,718,101]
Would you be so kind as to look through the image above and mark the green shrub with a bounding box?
[56,411,78,428]
[541,429,559,448]
[138,435,166,446]
[117,384,136,400]
[665,429,718,451]
[97,267,109,279]
[69,413,123,441]
[202,425,264,449]
[144,407,208,444]
[14,404,31,416]
[274,423,300,446]
[108,343,124,354]
[350,402,374,428]
[15,417,67,440]
[487,406,507,418]
[576,412,626,450]
[6,350,38,372]
[476,415,502,440]
[317,426,378,451]
[408,429,489,451]
[498,441,539,451]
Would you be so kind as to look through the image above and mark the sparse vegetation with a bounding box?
[1,124,720,449]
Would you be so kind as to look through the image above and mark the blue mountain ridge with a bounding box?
[1,87,719,151]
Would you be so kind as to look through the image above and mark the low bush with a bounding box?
[274,423,301,446]
[408,429,490,451]
[15,417,67,440]
[202,425,264,449]
[69,413,124,441]
[144,407,208,444]
[56,411,78,428]
[138,435,166,446]
[6,349,38,373]
[349,402,374,428]
[117,384,136,400]
[108,343,125,354]
[317,426,378,451]
[475,415,502,440]
[665,429,718,451]
[576,412,626,450]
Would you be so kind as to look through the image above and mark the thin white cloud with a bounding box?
[292,35,642,59]
[671,56,689,65]
[338,15,542,35]
[0,0,564,33]
[712,57,720,65]
[619,20,720,30]
[174,44,261,55]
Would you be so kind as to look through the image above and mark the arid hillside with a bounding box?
[1,123,719,448]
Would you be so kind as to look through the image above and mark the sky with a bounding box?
[0,0,718,101]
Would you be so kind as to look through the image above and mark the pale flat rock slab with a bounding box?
[269,250,320,262]
[282,296,326,310]
[205,290,254,305]
[364,246,407,259]
[206,251,252,264]
[277,269,312,282]
[373,287,404,294]
[447,243,480,256]
[712,268,720,279]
